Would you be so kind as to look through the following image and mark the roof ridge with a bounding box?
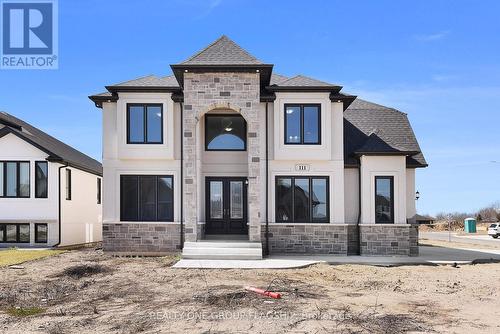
[113,74,155,86]
[179,35,262,65]
[349,98,406,114]
[182,35,227,63]
[278,74,337,87]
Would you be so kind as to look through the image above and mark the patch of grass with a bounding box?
[0,249,66,267]
[6,306,45,317]
[59,264,110,279]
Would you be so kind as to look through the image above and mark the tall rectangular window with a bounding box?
[284,104,321,145]
[120,175,174,222]
[35,161,48,198]
[35,224,48,243]
[97,178,101,204]
[375,176,394,224]
[127,104,163,144]
[0,161,30,198]
[275,176,329,223]
[66,169,71,200]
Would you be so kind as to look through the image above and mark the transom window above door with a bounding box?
[127,104,163,144]
[205,114,246,151]
[284,104,321,145]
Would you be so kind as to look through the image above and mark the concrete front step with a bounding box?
[182,241,263,260]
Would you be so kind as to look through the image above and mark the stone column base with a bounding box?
[359,224,419,256]
[103,223,181,255]
[262,223,359,255]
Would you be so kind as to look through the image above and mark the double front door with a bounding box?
[205,177,248,235]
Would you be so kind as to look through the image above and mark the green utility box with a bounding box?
[464,218,477,233]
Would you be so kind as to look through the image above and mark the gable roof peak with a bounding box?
[179,35,264,65]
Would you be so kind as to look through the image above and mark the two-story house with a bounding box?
[0,112,102,248]
[90,36,426,259]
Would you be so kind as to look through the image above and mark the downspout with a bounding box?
[265,102,269,255]
[180,102,184,249]
[356,157,362,255]
[54,163,68,248]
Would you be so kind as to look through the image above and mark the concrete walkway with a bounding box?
[173,246,500,269]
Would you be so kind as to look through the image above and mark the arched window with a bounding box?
[205,114,246,151]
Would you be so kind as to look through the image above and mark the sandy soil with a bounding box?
[1,249,499,334]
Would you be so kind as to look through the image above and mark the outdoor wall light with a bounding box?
[415,191,420,201]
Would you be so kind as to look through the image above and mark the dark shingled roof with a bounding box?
[272,74,338,87]
[180,35,263,65]
[344,99,427,167]
[270,73,289,85]
[109,75,179,88]
[0,112,102,175]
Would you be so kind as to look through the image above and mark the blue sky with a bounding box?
[1,0,499,215]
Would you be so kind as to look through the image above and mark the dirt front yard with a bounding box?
[0,249,499,334]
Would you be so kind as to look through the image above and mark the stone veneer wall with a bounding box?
[262,224,359,255]
[183,72,261,243]
[359,224,419,256]
[102,223,181,255]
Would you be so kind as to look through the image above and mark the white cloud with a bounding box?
[415,30,451,42]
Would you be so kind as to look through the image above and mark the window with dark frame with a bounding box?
[65,169,71,200]
[284,104,321,145]
[275,176,329,223]
[0,161,30,198]
[375,176,394,224]
[0,224,30,243]
[127,104,163,144]
[205,114,247,151]
[35,161,48,198]
[120,175,174,222]
[35,223,48,243]
[97,178,101,204]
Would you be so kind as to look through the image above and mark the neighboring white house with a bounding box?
[0,112,102,248]
[90,36,427,258]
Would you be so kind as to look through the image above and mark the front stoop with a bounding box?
[182,241,263,260]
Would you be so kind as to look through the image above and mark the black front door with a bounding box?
[205,177,248,235]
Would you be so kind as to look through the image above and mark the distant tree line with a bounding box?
[433,201,500,223]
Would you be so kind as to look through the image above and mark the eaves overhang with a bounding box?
[354,150,420,156]
[170,64,274,89]
[330,93,357,111]
[88,93,118,108]
[266,85,342,93]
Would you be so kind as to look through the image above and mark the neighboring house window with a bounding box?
[127,104,163,144]
[66,169,71,200]
[275,176,329,223]
[35,161,48,198]
[0,161,30,198]
[97,178,101,204]
[284,104,321,145]
[120,175,174,222]
[0,224,30,243]
[375,176,394,224]
[205,114,246,151]
[35,223,48,243]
